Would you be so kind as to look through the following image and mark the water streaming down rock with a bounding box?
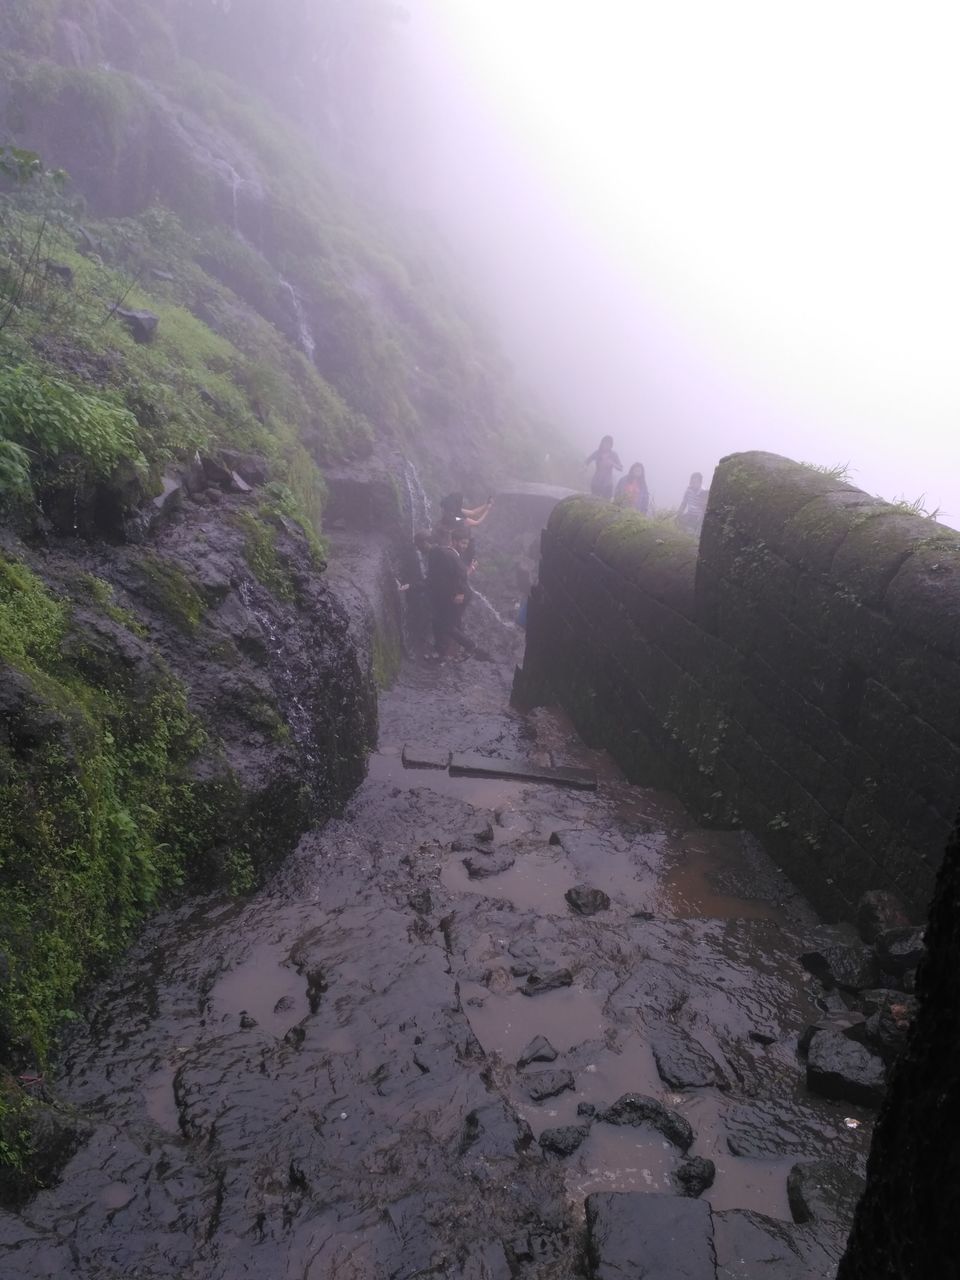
[237,578,316,766]
[279,277,316,361]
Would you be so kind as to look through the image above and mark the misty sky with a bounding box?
[386,1,958,523]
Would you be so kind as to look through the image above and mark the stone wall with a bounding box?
[513,451,960,919]
[836,812,960,1279]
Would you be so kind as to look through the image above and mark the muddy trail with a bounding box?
[1,615,871,1279]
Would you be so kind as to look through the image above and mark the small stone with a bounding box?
[522,968,573,996]
[517,1035,558,1068]
[577,1102,597,1119]
[463,853,515,879]
[524,1069,575,1102]
[806,1031,886,1107]
[856,889,911,944]
[229,469,252,493]
[598,1093,694,1151]
[750,1030,777,1046]
[538,1125,590,1156]
[674,1156,716,1197]
[474,822,495,842]
[407,889,432,915]
[239,1012,257,1029]
[564,884,611,916]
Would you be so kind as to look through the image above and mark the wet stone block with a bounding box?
[585,1192,717,1280]
[806,1031,886,1107]
[449,751,597,790]
[787,1159,866,1226]
[714,1209,841,1280]
[401,744,450,770]
[458,1102,535,1160]
[652,1026,729,1091]
[799,943,881,992]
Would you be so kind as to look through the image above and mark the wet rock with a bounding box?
[724,1099,865,1159]
[474,821,495,842]
[517,1035,558,1068]
[798,1013,867,1057]
[578,1102,597,1118]
[45,260,74,287]
[459,1101,535,1159]
[586,1192,716,1280]
[407,889,432,915]
[806,1030,886,1107]
[524,1070,575,1102]
[239,1012,258,1029]
[598,1093,694,1152]
[749,1029,777,1045]
[856,889,911,944]
[114,307,159,343]
[714,1209,842,1280]
[522,968,573,996]
[495,808,536,834]
[875,926,925,977]
[400,743,450,770]
[674,1156,716,1198]
[565,885,611,916]
[538,1124,590,1156]
[787,1158,866,1226]
[228,469,252,494]
[800,942,880,992]
[219,450,271,486]
[861,992,917,1060]
[652,1025,728,1090]
[463,853,515,879]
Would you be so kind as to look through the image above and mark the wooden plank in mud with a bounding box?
[448,752,597,790]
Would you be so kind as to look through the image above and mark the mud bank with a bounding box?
[0,590,875,1277]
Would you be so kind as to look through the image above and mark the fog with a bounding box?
[379,0,959,523]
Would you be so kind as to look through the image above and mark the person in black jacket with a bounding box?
[426,526,483,660]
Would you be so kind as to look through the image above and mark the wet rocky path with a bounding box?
[1,633,870,1279]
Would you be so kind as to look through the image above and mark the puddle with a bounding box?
[463,985,606,1060]
[100,1183,136,1210]
[143,1064,179,1133]
[567,1128,680,1197]
[441,848,579,912]
[659,831,788,922]
[209,946,306,1035]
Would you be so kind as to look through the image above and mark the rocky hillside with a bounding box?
[0,0,568,1180]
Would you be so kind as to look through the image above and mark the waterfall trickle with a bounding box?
[280,277,317,361]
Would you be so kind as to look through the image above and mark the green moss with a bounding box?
[233,510,295,601]
[371,624,401,690]
[0,554,206,1062]
[76,574,147,637]
[137,555,206,633]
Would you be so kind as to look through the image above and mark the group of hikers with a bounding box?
[585,435,709,535]
[412,492,494,665]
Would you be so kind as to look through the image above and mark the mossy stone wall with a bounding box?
[514,451,960,918]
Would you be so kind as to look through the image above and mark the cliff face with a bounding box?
[0,0,555,1170]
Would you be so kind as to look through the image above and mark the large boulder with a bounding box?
[806,1031,886,1107]
[586,1192,716,1280]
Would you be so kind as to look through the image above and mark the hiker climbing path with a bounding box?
[1,635,870,1279]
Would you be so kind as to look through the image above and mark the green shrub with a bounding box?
[0,363,145,490]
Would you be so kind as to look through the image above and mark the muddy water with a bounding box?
[0,648,870,1279]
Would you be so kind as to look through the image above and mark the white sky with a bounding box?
[394,1,959,521]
